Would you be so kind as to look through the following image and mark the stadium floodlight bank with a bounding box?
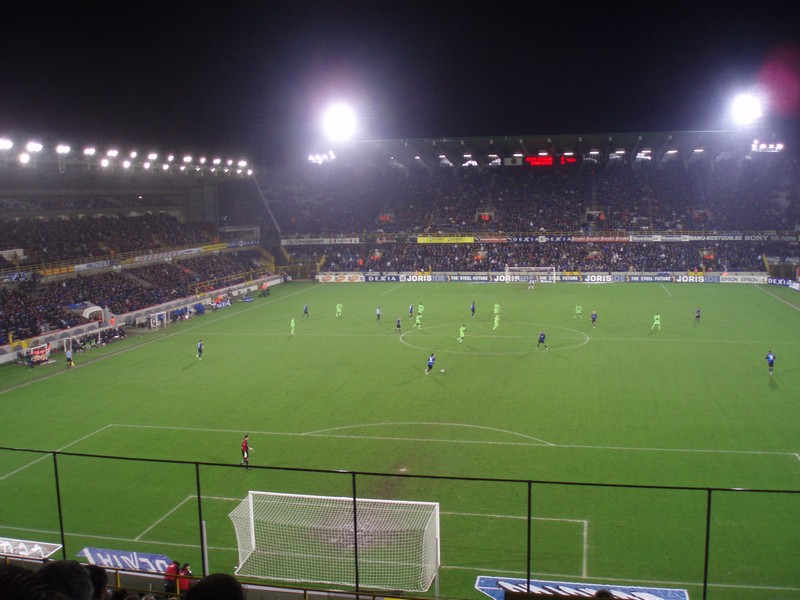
[504,266,556,286]
[229,491,440,592]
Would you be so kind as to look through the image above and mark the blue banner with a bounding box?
[476,575,690,600]
[79,547,172,573]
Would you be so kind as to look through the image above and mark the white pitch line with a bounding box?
[441,511,586,524]
[660,283,673,298]
[755,284,800,313]
[0,425,113,482]
[135,495,194,540]
[106,423,799,459]
[581,519,589,578]
[304,422,555,445]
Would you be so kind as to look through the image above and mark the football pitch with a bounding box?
[1,280,799,599]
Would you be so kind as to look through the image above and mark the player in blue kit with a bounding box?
[765,350,775,375]
[409,303,414,319]
[695,307,701,325]
[425,352,436,374]
[395,317,402,334]
[591,310,597,329]
[302,303,309,318]
[537,331,548,349]
[196,339,203,360]
[471,301,475,318]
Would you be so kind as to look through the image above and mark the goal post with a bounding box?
[504,266,556,286]
[229,491,440,592]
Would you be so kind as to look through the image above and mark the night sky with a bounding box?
[2,1,799,165]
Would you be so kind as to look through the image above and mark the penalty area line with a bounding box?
[0,425,113,483]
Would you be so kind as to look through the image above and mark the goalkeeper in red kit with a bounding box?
[239,435,252,469]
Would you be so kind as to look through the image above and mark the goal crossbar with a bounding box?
[229,491,440,592]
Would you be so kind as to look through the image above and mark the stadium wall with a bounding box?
[316,271,770,284]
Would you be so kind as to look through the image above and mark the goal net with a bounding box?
[148,311,168,329]
[229,491,440,592]
[504,266,556,285]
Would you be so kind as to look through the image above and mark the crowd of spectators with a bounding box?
[262,155,797,236]
[0,214,214,266]
[0,559,245,600]
[309,239,789,274]
[0,250,264,346]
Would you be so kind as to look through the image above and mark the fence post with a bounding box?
[526,481,532,592]
[702,489,713,600]
[195,463,207,577]
[52,452,68,559]
[351,472,360,592]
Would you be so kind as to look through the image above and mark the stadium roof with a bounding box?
[326,129,775,169]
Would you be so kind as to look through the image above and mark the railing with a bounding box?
[0,447,797,600]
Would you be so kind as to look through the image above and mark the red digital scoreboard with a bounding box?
[523,155,578,166]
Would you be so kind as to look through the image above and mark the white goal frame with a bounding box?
[229,491,440,593]
[148,311,169,329]
[504,265,556,286]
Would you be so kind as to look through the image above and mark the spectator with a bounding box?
[164,560,180,595]
[185,573,245,600]
[0,563,69,600]
[36,560,93,600]
[178,563,192,596]
[84,564,108,600]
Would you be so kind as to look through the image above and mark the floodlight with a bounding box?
[122,160,131,169]
[227,159,233,166]
[143,162,151,169]
[167,155,174,162]
[26,141,43,153]
[212,158,221,165]
[100,158,110,167]
[0,138,13,150]
[323,103,356,141]
[84,147,96,156]
[246,169,253,175]
[162,164,169,171]
[237,160,247,167]
[731,93,762,125]
[199,157,206,164]
[19,152,30,164]
[183,155,192,163]
[147,152,158,160]
[56,144,71,154]
[107,149,118,157]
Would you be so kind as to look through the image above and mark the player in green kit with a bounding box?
[651,313,661,331]
[457,324,466,343]
[290,318,295,335]
[336,303,342,318]
[574,304,583,319]
[493,313,500,330]
[418,303,425,316]
[414,313,422,329]
[494,302,500,317]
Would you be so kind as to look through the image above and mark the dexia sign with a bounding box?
[475,576,690,600]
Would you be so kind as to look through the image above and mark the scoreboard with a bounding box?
[524,155,578,167]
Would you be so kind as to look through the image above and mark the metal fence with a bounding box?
[1,447,798,600]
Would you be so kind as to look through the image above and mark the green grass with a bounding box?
[2,280,800,599]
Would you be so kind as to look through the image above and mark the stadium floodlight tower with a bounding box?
[323,103,357,142]
[731,92,763,126]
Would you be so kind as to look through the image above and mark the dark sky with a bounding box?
[1,1,799,165]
